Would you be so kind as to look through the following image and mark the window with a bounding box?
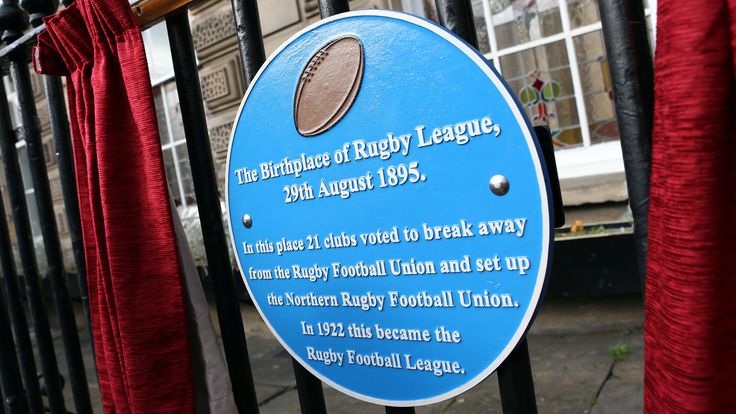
[474,0,621,149]
[143,22,176,86]
[402,0,656,188]
[401,0,657,155]
[143,22,197,209]
[143,21,208,265]
[153,82,197,208]
[469,0,657,203]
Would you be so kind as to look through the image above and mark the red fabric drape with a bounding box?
[646,0,736,412]
[34,1,195,412]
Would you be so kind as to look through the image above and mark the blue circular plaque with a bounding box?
[226,10,552,406]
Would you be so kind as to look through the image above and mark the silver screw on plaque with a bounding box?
[242,213,253,228]
[489,175,509,196]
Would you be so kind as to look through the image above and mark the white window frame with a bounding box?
[157,84,193,208]
[476,0,655,200]
[143,22,195,209]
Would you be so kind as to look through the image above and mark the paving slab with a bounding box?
[592,330,644,414]
[530,296,644,335]
[43,296,643,413]
[252,297,644,414]
[529,333,615,402]
[256,384,293,405]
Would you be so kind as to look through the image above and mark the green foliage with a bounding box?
[609,343,630,362]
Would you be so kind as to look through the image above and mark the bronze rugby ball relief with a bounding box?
[294,36,364,136]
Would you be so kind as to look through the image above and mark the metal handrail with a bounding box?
[0,0,197,68]
[132,0,199,29]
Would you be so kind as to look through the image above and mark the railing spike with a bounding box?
[0,0,28,44]
[19,0,56,28]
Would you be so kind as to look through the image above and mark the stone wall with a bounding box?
[190,0,391,195]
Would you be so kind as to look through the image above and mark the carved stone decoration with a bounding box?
[303,0,318,17]
[208,121,233,195]
[200,57,244,112]
[192,1,301,62]
[208,121,232,162]
[36,98,50,135]
[202,70,228,101]
[192,7,238,61]
[49,173,62,201]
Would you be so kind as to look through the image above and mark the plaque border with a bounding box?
[225,10,553,407]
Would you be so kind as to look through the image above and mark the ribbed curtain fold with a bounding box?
[646,0,736,411]
[34,1,196,412]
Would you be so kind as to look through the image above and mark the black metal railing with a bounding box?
[166,8,261,412]
[0,0,652,413]
[0,2,83,411]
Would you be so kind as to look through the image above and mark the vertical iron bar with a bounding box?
[0,70,66,412]
[434,0,479,48]
[21,0,95,410]
[229,0,266,87]
[287,1,352,412]
[227,0,331,411]
[0,72,43,414]
[9,46,92,414]
[291,359,327,414]
[535,126,565,227]
[497,339,537,414]
[435,4,545,412]
[165,9,260,413]
[317,0,349,18]
[44,73,97,374]
[598,0,653,287]
[494,128,563,414]
[0,5,68,405]
[0,277,29,414]
[23,0,97,371]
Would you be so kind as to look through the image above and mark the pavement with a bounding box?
[47,295,644,413]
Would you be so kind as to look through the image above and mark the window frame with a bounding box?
[143,22,196,209]
[476,0,655,183]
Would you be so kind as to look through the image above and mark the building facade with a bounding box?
[1,0,655,271]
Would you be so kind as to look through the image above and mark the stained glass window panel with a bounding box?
[491,0,563,50]
[500,40,583,148]
[574,31,619,144]
[566,0,601,29]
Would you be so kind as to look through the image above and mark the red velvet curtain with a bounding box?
[34,1,195,412]
[646,0,736,411]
